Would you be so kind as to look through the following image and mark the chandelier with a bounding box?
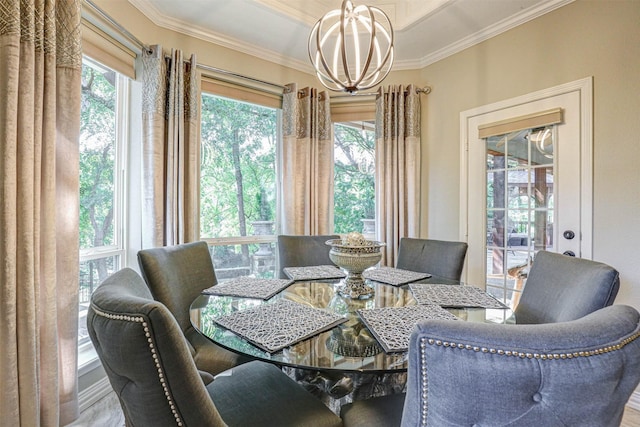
[308,0,394,93]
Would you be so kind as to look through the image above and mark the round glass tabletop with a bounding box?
[190,277,512,373]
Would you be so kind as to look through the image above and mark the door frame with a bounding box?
[459,77,593,285]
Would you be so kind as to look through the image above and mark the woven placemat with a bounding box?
[202,277,293,300]
[358,305,459,353]
[213,299,346,353]
[409,283,508,309]
[363,266,431,286]
[283,265,346,281]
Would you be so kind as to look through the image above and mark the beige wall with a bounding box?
[92,0,638,309]
[419,0,640,309]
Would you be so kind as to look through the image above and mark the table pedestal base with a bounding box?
[282,367,407,414]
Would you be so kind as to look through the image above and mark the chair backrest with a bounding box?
[277,234,340,279]
[402,304,640,427]
[514,250,620,324]
[395,238,468,281]
[138,241,216,331]
[87,268,226,427]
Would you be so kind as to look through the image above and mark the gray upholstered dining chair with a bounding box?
[138,241,248,376]
[87,268,343,427]
[514,250,620,324]
[340,304,640,427]
[395,237,468,281]
[277,234,340,279]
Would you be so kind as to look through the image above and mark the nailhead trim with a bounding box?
[418,328,640,426]
[91,305,184,427]
[419,339,428,427]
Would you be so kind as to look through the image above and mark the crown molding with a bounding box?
[418,0,574,68]
[128,0,313,74]
[128,0,574,74]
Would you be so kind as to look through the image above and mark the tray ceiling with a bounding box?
[128,0,572,72]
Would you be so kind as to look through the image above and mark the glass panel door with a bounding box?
[485,127,555,308]
[461,79,593,312]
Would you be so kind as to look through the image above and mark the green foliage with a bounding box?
[78,59,121,300]
[200,94,277,238]
[333,123,375,234]
[200,101,376,239]
[79,61,116,249]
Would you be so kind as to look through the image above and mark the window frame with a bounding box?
[78,56,130,373]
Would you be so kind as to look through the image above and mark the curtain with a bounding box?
[375,84,421,267]
[0,0,82,425]
[280,83,333,235]
[141,46,199,248]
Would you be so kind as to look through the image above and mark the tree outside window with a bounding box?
[200,93,278,279]
[334,122,375,235]
[78,57,127,361]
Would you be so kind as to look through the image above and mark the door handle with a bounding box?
[563,250,576,257]
[563,230,575,240]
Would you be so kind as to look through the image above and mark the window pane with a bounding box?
[210,243,275,280]
[530,126,554,166]
[80,58,116,250]
[78,255,119,346]
[334,122,375,235]
[200,93,278,279]
[486,135,505,171]
[484,126,555,308]
[78,55,127,363]
[487,170,505,209]
[506,130,529,168]
[200,94,277,238]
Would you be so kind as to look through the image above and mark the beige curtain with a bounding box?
[375,84,421,267]
[0,0,82,425]
[141,46,199,247]
[280,83,333,235]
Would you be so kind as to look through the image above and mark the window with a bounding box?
[333,121,376,236]
[78,56,129,368]
[200,93,279,280]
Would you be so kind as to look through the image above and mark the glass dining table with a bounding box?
[190,273,513,410]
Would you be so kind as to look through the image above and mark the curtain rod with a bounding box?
[83,0,432,97]
[331,86,432,98]
[84,0,152,55]
[84,0,286,91]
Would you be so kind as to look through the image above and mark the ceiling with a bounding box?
[127,0,572,73]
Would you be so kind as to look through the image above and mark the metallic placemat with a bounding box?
[357,305,459,353]
[409,283,508,309]
[213,299,346,353]
[284,265,346,281]
[363,266,431,286]
[202,277,293,300]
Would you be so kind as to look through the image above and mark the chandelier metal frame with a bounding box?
[308,0,395,93]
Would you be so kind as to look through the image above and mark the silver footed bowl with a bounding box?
[326,239,386,299]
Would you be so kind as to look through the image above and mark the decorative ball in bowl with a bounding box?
[326,232,386,299]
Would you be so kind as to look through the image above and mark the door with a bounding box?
[460,78,593,308]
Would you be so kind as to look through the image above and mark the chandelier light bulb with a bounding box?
[308,0,394,93]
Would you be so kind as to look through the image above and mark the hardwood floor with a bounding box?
[66,391,640,426]
[65,393,124,427]
[623,406,640,427]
